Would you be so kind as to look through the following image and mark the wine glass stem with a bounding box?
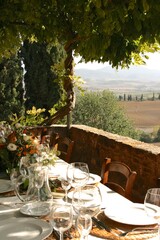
[81,235,88,240]
[65,190,68,202]
[38,188,40,201]
[60,231,63,240]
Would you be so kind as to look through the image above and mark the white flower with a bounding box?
[23,134,30,142]
[15,123,22,129]
[7,143,17,151]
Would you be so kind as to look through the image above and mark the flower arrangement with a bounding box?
[0,121,58,174]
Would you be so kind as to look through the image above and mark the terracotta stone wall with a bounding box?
[54,124,160,203]
[33,125,160,203]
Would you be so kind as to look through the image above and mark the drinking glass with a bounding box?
[144,188,160,239]
[61,177,71,202]
[34,166,45,202]
[77,214,92,240]
[10,168,20,187]
[19,156,29,176]
[49,203,73,240]
[10,168,28,202]
[67,162,89,189]
[72,185,102,217]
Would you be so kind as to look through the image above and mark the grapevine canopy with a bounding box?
[1,0,160,125]
[0,0,160,68]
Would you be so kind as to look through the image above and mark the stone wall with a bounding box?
[54,124,160,203]
[34,125,160,202]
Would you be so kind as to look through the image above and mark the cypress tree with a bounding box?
[0,54,24,121]
[21,41,64,114]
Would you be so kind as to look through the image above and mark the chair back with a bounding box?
[40,129,74,163]
[55,136,74,163]
[101,158,137,200]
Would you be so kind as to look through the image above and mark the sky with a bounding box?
[75,52,160,71]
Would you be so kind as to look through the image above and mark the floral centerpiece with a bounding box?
[0,121,59,174]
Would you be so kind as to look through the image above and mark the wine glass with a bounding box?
[67,162,89,189]
[61,177,71,202]
[49,203,73,240]
[34,166,45,202]
[144,188,160,239]
[77,214,92,240]
[72,185,102,217]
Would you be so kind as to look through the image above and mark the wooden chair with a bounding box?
[40,129,74,163]
[54,136,74,163]
[101,158,137,200]
[40,128,59,148]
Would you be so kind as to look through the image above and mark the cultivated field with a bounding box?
[119,101,160,133]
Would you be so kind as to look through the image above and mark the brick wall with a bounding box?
[33,125,160,203]
[66,125,160,203]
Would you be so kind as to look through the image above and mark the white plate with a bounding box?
[0,179,14,193]
[87,173,101,185]
[104,203,157,225]
[0,217,52,240]
[20,202,51,217]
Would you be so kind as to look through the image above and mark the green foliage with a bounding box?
[139,126,160,143]
[10,107,47,126]
[72,90,139,139]
[21,40,65,112]
[0,54,25,121]
[154,128,160,142]
[139,132,153,143]
[0,1,160,68]
[0,40,68,125]
[1,1,160,129]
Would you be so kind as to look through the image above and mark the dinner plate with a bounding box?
[0,204,20,221]
[20,201,51,217]
[0,179,14,193]
[104,203,157,225]
[0,217,52,240]
[87,173,101,185]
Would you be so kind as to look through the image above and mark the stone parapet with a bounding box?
[67,125,160,202]
[32,124,160,202]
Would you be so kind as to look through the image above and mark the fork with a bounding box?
[119,227,158,237]
[92,217,157,237]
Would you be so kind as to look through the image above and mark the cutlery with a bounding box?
[92,217,158,237]
[92,217,120,237]
[119,227,158,237]
[52,229,60,240]
[92,217,112,232]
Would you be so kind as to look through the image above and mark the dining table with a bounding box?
[0,160,158,240]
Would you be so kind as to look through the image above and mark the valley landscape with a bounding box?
[75,65,160,134]
[119,101,160,133]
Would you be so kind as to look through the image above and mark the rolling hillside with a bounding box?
[75,66,160,93]
[75,66,160,135]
